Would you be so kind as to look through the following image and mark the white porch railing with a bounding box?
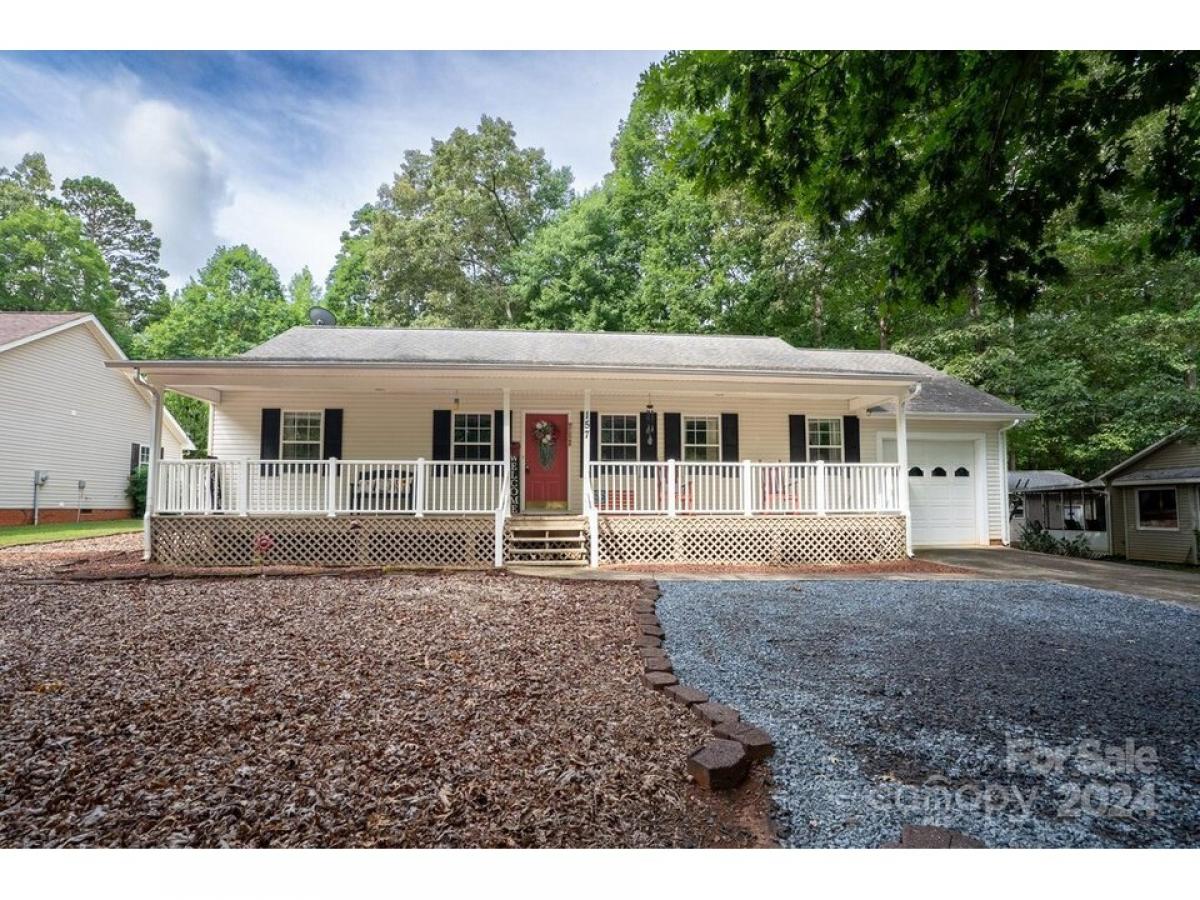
[588,460,901,516]
[155,459,506,516]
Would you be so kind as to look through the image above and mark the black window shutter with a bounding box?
[663,413,682,461]
[493,410,504,461]
[639,410,658,461]
[789,415,807,462]
[260,409,281,459]
[323,409,343,459]
[579,411,599,475]
[843,415,861,463]
[130,443,140,473]
[432,410,452,460]
[720,413,739,462]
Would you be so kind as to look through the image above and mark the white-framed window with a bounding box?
[600,414,639,461]
[683,415,721,462]
[453,412,493,461]
[807,418,844,462]
[138,444,151,466]
[281,411,323,461]
[1136,487,1178,530]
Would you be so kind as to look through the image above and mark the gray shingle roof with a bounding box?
[1111,466,1200,486]
[1008,470,1085,492]
[239,326,1028,418]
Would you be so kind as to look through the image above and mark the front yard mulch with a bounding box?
[0,563,771,848]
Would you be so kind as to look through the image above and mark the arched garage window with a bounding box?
[932,466,947,477]
[907,466,924,477]
[955,466,970,477]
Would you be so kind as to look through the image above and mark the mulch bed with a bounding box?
[0,551,772,847]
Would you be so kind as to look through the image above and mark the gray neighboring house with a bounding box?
[1010,433,1200,565]
[1099,431,1199,565]
[1008,469,1110,555]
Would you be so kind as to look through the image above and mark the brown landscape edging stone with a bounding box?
[632,579,776,792]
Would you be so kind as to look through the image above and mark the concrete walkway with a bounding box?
[920,547,1200,607]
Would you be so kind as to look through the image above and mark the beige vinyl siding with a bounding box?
[0,325,185,512]
[1118,484,1199,564]
[210,386,1009,529]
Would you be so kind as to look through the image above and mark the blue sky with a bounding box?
[0,51,662,289]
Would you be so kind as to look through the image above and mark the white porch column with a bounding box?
[143,381,165,561]
[896,393,912,556]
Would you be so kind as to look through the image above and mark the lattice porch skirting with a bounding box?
[597,515,907,566]
[152,515,495,568]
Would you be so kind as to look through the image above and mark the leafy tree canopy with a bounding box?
[61,175,168,329]
[366,115,573,326]
[643,51,1200,311]
[135,245,302,360]
[0,152,55,217]
[0,205,122,336]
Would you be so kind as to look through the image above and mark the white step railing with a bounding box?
[155,459,506,516]
[588,460,901,516]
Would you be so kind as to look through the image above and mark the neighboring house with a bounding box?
[113,326,1029,567]
[0,313,192,525]
[1099,431,1200,565]
[1008,470,1110,555]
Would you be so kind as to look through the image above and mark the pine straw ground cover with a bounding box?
[0,556,771,847]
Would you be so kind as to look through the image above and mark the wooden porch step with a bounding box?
[505,515,588,566]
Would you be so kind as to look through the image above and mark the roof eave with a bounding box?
[106,358,922,384]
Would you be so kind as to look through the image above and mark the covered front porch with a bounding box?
[134,364,919,568]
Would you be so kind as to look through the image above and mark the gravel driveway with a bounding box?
[657,580,1200,848]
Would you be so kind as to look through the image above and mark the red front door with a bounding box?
[524,413,569,510]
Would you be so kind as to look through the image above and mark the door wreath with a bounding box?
[533,419,558,468]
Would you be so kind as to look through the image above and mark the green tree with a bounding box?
[643,51,1200,311]
[287,265,323,308]
[368,116,573,326]
[515,95,889,342]
[0,152,55,217]
[136,246,305,451]
[136,245,302,359]
[323,204,379,325]
[61,175,168,329]
[0,205,122,335]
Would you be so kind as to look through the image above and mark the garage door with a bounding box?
[884,438,980,546]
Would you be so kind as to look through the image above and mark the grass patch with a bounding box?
[0,519,141,549]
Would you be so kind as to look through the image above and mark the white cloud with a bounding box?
[0,52,660,292]
[116,100,230,280]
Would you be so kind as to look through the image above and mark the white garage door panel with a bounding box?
[883,437,980,546]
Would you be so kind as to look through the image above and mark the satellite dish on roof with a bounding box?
[308,306,337,327]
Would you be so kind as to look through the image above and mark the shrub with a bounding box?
[1018,521,1095,559]
[126,465,148,517]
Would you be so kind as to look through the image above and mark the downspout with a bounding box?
[134,369,163,561]
[998,418,1021,546]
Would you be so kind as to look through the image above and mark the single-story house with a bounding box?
[110,326,1030,568]
[0,312,192,525]
[1008,469,1110,555]
[1099,431,1199,565]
